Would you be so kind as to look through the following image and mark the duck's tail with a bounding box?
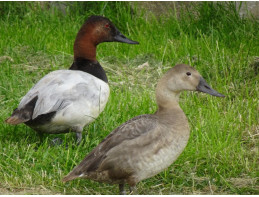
[5,96,38,125]
[62,173,79,182]
[5,107,30,125]
[5,115,26,125]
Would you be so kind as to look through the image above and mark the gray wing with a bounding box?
[66,114,158,175]
[18,70,106,120]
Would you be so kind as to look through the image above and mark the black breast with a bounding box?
[69,58,108,83]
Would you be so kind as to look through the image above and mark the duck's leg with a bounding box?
[72,125,83,145]
[49,127,83,146]
[129,186,136,195]
[38,132,44,144]
[38,132,63,146]
[76,132,82,145]
[119,184,126,195]
[34,132,45,149]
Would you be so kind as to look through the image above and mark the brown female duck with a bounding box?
[63,64,224,194]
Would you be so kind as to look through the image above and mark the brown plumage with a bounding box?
[63,64,225,194]
[73,15,139,61]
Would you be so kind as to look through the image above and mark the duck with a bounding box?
[62,64,225,194]
[5,15,139,144]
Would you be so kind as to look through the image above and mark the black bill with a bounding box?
[196,77,225,97]
[113,28,139,44]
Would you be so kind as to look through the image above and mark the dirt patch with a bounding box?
[0,186,61,195]
[0,56,14,63]
[228,177,258,188]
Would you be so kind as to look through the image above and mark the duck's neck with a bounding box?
[70,35,108,83]
[156,85,181,109]
[155,92,189,132]
[154,82,189,134]
[69,58,108,83]
[155,88,184,116]
[73,28,97,61]
[155,99,181,116]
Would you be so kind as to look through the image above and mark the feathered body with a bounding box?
[5,15,138,143]
[8,70,109,134]
[63,64,224,194]
[63,109,189,185]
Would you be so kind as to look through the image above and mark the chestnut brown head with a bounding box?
[76,16,139,46]
[74,15,139,60]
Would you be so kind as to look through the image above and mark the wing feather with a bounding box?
[17,70,108,120]
[64,114,158,180]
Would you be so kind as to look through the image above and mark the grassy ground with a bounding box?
[0,2,258,195]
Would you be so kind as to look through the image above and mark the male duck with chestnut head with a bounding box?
[6,16,139,144]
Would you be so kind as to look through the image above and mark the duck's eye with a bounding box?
[186,72,191,76]
[105,24,110,28]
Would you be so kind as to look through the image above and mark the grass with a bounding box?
[0,1,258,195]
